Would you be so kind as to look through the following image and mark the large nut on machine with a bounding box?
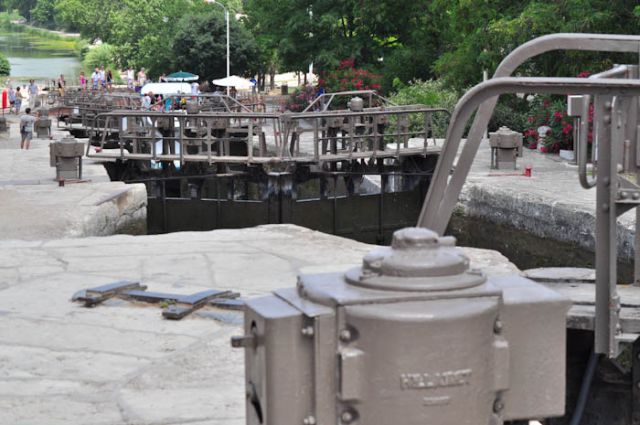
[234,227,569,425]
[348,96,364,112]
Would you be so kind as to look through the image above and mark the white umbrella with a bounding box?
[140,82,192,95]
[211,75,253,89]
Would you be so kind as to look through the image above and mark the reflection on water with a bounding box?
[0,31,81,81]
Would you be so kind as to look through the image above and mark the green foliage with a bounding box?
[0,51,10,76]
[172,12,258,82]
[489,96,532,134]
[5,0,37,20]
[387,79,458,138]
[30,0,56,28]
[83,44,115,70]
[433,0,640,90]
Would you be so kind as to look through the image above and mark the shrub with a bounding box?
[282,85,317,112]
[387,79,458,138]
[83,43,116,71]
[319,59,382,109]
[523,95,577,153]
[0,52,10,76]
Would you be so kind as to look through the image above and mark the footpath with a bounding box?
[0,114,146,240]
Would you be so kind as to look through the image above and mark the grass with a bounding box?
[0,12,82,52]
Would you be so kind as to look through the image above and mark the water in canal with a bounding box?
[0,27,81,83]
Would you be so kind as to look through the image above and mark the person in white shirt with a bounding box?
[99,66,106,91]
[190,81,199,95]
[91,68,100,91]
[127,67,135,90]
[28,80,38,108]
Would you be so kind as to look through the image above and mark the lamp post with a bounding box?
[205,0,230,96]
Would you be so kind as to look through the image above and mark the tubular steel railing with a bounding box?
[85,106,449,165]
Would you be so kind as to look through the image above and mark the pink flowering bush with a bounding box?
[523,72,593,153]
[281,84,317,112]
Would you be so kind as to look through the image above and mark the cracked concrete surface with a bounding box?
[0,224,518,425]
[456,141,636,260]
[0,115,147,240]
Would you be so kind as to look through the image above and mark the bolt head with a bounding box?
[301,326,314,337]
[493,399,504,413]
[339,329,352,342]
[303,416,317,425]
[341,411,354,423]
[493,320,503,334]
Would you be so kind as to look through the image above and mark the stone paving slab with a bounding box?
[0,115,147,240]
[0,224,518,425]
[458,141,636,259]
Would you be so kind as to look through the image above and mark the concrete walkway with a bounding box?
[0,224,518,425]
[457,141,635,260]
[0,114,147,240]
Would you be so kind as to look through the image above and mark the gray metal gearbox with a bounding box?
[234,228,570,425]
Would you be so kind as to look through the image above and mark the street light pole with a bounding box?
[205,0,230,96]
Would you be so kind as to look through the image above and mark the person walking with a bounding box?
[8,85,16,114]
[79,71,87,92]
[99,66,106,91]
[91,67,100,91]
[126,67,135,90]
[14,86,23,114]
[57,74,66,96]
[19,107,36,150]
[106,69,113,92]
[28,80,38,108]
[137,67,147,87]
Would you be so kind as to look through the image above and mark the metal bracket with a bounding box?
[72,281,243,320]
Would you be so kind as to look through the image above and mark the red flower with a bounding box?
[577,71,591,78]
[540,146,548,153]
[553,111,563,120]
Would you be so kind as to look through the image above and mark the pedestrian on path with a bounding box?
[8,85,16,113]
[14,86,23,114]
[28,80,38,108]
[127,66,135,91]
[20,108,36,150]
[137,67,147,87]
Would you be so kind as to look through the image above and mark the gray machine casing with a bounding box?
[50,136,85,180]
[239,228,569,425]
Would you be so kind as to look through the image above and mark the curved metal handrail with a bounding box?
[418,33,640,234]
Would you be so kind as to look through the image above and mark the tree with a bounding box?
[171,12,258,82]
[56,0,123,41]
[31,0,57,28]
[433,0,640,90]
[6,0,37,20]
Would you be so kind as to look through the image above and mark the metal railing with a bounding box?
[85,106,448,165]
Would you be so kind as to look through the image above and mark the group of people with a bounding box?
[6,79,40,115]
[80,65,114,92]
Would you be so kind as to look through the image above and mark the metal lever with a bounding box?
[578,94,597,189]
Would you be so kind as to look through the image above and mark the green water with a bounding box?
[0,30,81,83]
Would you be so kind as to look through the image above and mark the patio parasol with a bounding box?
[165,71,199,82]
[211,75,253,89]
